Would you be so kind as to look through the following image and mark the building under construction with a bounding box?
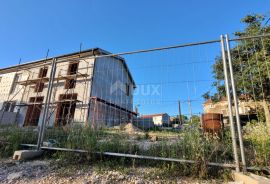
[0,48,136,128]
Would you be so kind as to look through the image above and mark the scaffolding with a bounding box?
[0,56,93,128]
[0,47,138,155]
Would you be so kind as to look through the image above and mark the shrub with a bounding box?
[243,121,270,166]
[0,126,38,158]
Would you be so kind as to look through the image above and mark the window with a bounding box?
[2,102,10,111]
[59,93,77,100]
[10,74,22,94]
[35,82,45,92]
[29,96,44,103]
[1,101,16,112]
[64,63,78,89]
[67,62,79,75]
[38,67,48,78]
[209,104,215,108]
[126,83,130,96]
[65,79,76,89]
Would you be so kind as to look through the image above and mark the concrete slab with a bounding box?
[233,171,270,184]
[13,150,44,160]
[250,173,270,184]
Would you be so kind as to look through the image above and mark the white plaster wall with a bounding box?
[153,116,163,126]
[152,114,170,126]
[0,71,29,125]
[52,58,95,124]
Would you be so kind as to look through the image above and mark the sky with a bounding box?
[0,0,269,117]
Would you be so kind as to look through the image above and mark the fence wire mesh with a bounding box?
[228,35,270,169]
[0,34,269,172]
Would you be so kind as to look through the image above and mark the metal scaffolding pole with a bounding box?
[225,34,247,172]
[36,58,57,150]
[220,35,240,172]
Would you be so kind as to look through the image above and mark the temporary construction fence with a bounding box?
[0,33,270,173]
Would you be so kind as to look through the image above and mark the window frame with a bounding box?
[38,67,48,78]
[67,62,79,75]
[1,101,16,112]
[126,83,130,96]
[10,74,22,94]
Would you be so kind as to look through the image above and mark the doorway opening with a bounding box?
[55,93,77,126]
[24,96,44,126]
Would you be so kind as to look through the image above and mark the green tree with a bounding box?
[171,115,188,124]
[209,14,270,127]
[189,115,201,124]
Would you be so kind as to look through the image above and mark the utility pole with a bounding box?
[178,100,182,125]
[187,98,193,123]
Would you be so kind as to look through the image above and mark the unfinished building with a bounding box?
[0,48,136,128]
[203,96,258,124]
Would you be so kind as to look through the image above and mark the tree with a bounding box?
[189,115,201,124]
[171,115,188,124]
[209,14,270,127]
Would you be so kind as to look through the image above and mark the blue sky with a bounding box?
[0,1,269,117]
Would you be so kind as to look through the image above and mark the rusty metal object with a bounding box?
[201,113,223,133]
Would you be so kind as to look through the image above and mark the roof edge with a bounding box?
[0,47,136,86]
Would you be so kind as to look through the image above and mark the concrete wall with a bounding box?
[203,100,258,117]
[0,111,17,125]
[138,114,170,127]
[152,114,170,126]
[0,71,28,126]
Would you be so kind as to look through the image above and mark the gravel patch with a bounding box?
[0,159,229,184]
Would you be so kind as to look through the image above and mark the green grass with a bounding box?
[0,125,38,157]
[0,122,268,179]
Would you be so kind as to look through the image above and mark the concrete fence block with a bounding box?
[13,150,44,160]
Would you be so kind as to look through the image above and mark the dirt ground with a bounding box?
[0,158,231,184]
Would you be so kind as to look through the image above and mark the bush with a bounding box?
[0,124,235,179]
[243,121,270,166]
[0,126,38,158]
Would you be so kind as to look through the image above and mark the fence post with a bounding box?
[220,35,240,172]
[225,34,247,172]
[37,58,57,150]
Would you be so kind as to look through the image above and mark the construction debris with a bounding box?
[123,123,143,134]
